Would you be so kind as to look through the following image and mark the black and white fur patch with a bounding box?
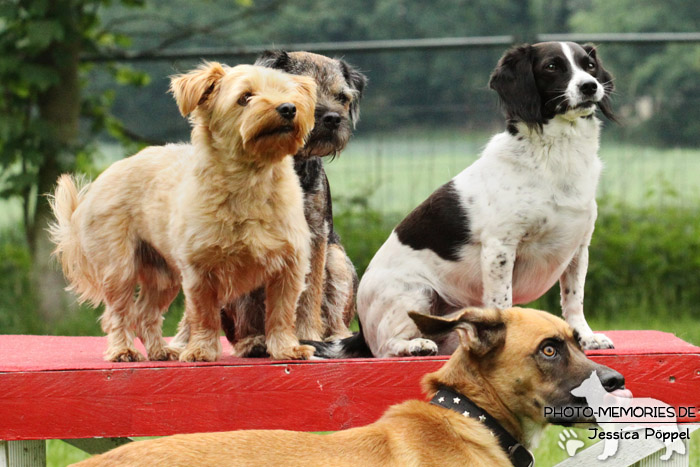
[353,42,616,358]
[395,181,471,262]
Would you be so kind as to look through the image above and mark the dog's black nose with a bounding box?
[276,103,296,120]
[322,112,341,129]
[579,81,598,97]
[598,367,625,392]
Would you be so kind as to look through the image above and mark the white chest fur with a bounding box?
[441,116,602,305]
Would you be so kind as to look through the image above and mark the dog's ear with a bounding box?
[255,50,292,72]
[409,308,506,357]
[489,44,543,130]
[340,59,368,125]
[170,61,226,116]
[583,43,618,123]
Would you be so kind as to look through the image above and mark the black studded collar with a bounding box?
[430,386,534,467]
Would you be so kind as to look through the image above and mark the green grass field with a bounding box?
[1,132,698,230]
[323,130,700,215]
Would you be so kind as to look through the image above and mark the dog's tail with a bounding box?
[48,174,101,305]
[302,321,373,359]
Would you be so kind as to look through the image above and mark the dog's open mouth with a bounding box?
[255,125,294,140]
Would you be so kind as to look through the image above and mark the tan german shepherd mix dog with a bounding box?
[73,307,625,466]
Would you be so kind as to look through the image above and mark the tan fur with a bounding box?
[49,63,318,362]
[193,52,365,356]
[294,229,327,340]
[322,242,356,339]
[72,307,617,465]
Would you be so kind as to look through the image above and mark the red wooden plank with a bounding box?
[0,330,694,371]
[1,359,445,440]
[0,331,698,440]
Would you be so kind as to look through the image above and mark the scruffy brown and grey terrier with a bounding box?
[172,51,367,357]
[49,63,317,362]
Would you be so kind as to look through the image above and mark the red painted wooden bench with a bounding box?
[1,331,699,465]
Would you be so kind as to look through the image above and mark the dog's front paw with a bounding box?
[149,346,180,361]
[269,344,315,360]
[407,338,439,356]
[385,338,439,357]
[178,345,220,362]
[580,332,614,350]
[105,348,145,363]
[232,335,268,358]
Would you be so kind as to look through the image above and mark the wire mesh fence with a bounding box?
[77,34,700,218]
[322,128,700,217]
[81,34,700,215]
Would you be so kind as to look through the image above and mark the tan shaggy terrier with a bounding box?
[49,62,318,362]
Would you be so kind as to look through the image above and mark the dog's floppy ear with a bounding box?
[340,59,368,125]
[489,44,542,130]
[255,50,292,71]
[409,308,506,357]
[583,43,618,123]
[170,61,226,116]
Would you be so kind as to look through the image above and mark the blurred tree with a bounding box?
[0,0,146,318]
[570,0,700,145]
[95,0,543,138]
[0,0,285,320]
[100,0,284,141]
[62,0,700,145]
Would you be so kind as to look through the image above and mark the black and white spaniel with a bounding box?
[354,42,616,357]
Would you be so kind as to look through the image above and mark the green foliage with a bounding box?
[0,219,186,336]
[570,0,700,146]
[0,0,147,253]
[1,194,698,344]
[47,440,90,467]
[528,199,700,321]
[0,226,42,332]
[333,196,700,332]
[1,2,82,198]
[332,194,402,277]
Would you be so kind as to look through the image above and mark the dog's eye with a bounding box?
[541,345,557,358]
[336,93,349,104]
[237,92,252,106]
[545,63,557,71]
[587,61,596,70]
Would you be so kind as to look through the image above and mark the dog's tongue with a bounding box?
[609,388,633,398]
